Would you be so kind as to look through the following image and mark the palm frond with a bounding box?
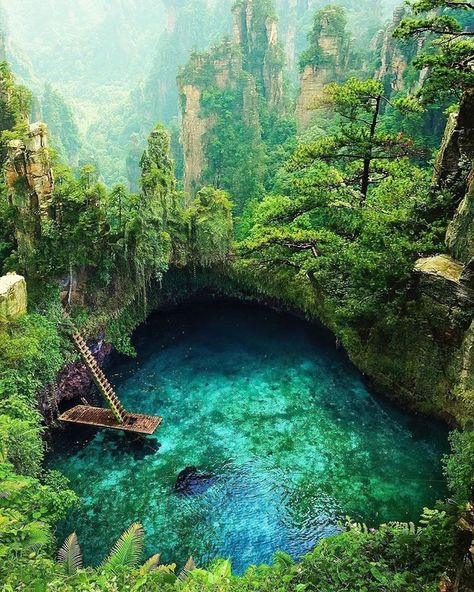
[135,553,161,576]
[178,556,196,581]
[57,532,83,575]
[101,522,144,575]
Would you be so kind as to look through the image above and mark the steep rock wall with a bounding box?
[5,122,54,269]
[232,0,285,112]
[353,255,473,424]
[353,93,474,425]
[178,0,285,195]
[372,6,425,96]
[180,83,215,195]
[295,7,349,133]
[177,40,243,195]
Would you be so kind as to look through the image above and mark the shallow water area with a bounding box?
[49,302,449,574]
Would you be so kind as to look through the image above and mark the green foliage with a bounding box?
[294,511,455,592]
[444,430,474,503]
[200,82,266,210]
[186,186,233,267]
[3,123,185,313]
[0,460,77,585]
[394,0,474,103]
[101,522,145,576]
[41,83,81,163]
[299,6,348,71]
[57,532,83,576]
[291,78,423,198]
[0,61,32,161]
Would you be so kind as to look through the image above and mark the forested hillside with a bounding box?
[0,0,473,590]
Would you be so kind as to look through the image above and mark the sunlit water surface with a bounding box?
[49,302,448,574]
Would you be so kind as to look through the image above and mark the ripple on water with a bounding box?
[48,302,449,574]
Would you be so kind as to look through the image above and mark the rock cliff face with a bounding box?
[434,90,474,197]
[177,40,244,194]
[275,0,312,76]
[354,92,474,425]
[295,6,349,132]
[178,0,285,195]
[372,6,424,96]
[5,122,54,270]
[447,171,474,270]
[180,83,216,194]
[233,0,285,112]
[374,7,406,92]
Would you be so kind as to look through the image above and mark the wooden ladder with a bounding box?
[71,330,126,424]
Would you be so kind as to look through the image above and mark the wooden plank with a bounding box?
[59,405,162,435]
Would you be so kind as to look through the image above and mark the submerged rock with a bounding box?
[174,466,217,496]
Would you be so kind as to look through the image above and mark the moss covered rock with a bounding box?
[0,273,27,324]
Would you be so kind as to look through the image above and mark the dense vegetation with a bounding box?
[0,0,473,590]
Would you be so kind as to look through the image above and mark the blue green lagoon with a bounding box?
[49,302,449,573]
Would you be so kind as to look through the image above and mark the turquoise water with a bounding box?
[49,302,449,574]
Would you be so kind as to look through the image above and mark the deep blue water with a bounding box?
[49,302,449,574]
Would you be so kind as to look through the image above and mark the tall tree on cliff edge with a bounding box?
[292,78,422,201]
[394,0,474,103]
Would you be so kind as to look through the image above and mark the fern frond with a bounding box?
[57,532,83,575]
[382,521,419,534]
[341,516,369,533]
[24,521,53,549]
[420,507,445,525]
[178,556,196,581]
[101,522,144,575]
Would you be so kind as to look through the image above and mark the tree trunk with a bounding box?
[360,95,381,203]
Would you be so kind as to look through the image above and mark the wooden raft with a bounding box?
[58,315,163,436]
[59,405,163,435]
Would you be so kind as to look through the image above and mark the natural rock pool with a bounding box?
[49,302,449,574]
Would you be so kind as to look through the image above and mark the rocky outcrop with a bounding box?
[447,171,474,266]
[178,0,285,195]
[177,40,243,194]
[174,466,218,495]
[372,6,425,97]
[295,6,349,132]
[296,64,331,132]
[38,336,112,420]
[353,254,474,425]
[5,122,54,269]
[0,273,27,323]
[232,0,285,112]
[180,83,215,194]
[434,90,474,195]
[355,91,474,426]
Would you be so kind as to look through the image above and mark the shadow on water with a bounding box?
[50,424,161,462]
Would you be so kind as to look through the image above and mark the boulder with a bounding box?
[0,273,27,323]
